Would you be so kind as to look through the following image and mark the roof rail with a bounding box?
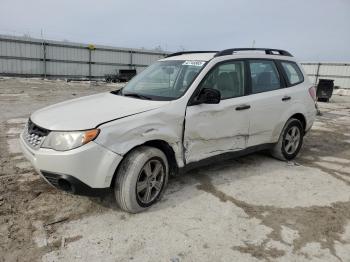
[165,51,218,58]
[214,48,293,57]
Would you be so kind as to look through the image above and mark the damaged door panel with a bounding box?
[184,98,250,163]
[183,59,251,164]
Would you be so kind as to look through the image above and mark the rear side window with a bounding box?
[200,61,245,99]
[249,60,281,94]
[281,61,304,85]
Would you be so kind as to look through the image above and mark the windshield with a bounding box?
[118,60,206,100]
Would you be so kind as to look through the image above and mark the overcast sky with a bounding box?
[1,0,349,61]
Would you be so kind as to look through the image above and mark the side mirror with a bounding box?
[196,88,221,104]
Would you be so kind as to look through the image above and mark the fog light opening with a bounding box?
[58,179,72,192]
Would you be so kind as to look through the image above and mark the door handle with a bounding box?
[282,96,291,101]
[235,104,251,111]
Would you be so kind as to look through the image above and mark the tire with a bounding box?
[114,146,169,213]
[270,118,304,161]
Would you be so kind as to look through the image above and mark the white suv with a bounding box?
[20,48,317,213]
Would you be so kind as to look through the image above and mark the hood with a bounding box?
[31,92,169,131]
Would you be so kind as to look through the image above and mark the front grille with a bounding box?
[23,119,50,150]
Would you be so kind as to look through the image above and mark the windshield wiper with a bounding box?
[122,92,152,100]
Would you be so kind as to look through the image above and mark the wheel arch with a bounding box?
[143,140,179,176]
[272,111,307,143]
[110,139,179,189]
[290,113,306,131]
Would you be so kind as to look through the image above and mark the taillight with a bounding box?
[308,86,317,101]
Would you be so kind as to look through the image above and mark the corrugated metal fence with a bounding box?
[301,62,350,89]
[0,35,167,79]
[1,35,349,88]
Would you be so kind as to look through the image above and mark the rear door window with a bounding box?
[281,61,304,85]
[249,60,281,94]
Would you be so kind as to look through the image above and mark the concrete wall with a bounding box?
[0,35,167,79]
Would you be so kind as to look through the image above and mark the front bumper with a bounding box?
[20,134,123,195]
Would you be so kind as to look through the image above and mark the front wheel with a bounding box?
[270,118,304,161]
[114,146,169,213]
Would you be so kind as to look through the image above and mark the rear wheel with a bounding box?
[270,118,304,161]
[114,146,168,213]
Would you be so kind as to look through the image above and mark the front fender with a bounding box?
[95,107,185,168]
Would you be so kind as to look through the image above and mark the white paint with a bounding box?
[31,92,170,131]
[184,98,249,163]
[95,103,185,168]
[20,138,123,188]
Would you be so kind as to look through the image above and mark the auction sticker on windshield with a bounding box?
[182,61,206,67]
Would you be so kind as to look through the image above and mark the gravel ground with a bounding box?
[0,78,350,262]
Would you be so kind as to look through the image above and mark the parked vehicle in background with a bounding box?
[20,48,317,213]
[105,69,137,83]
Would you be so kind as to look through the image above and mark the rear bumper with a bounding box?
[20,134,123,194]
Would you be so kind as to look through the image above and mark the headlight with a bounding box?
[41,129,100,151]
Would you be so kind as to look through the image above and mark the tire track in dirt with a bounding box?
[195,173,350,261]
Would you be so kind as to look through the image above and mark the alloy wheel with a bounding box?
[136,159,165,205]
[284,126,301,154]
